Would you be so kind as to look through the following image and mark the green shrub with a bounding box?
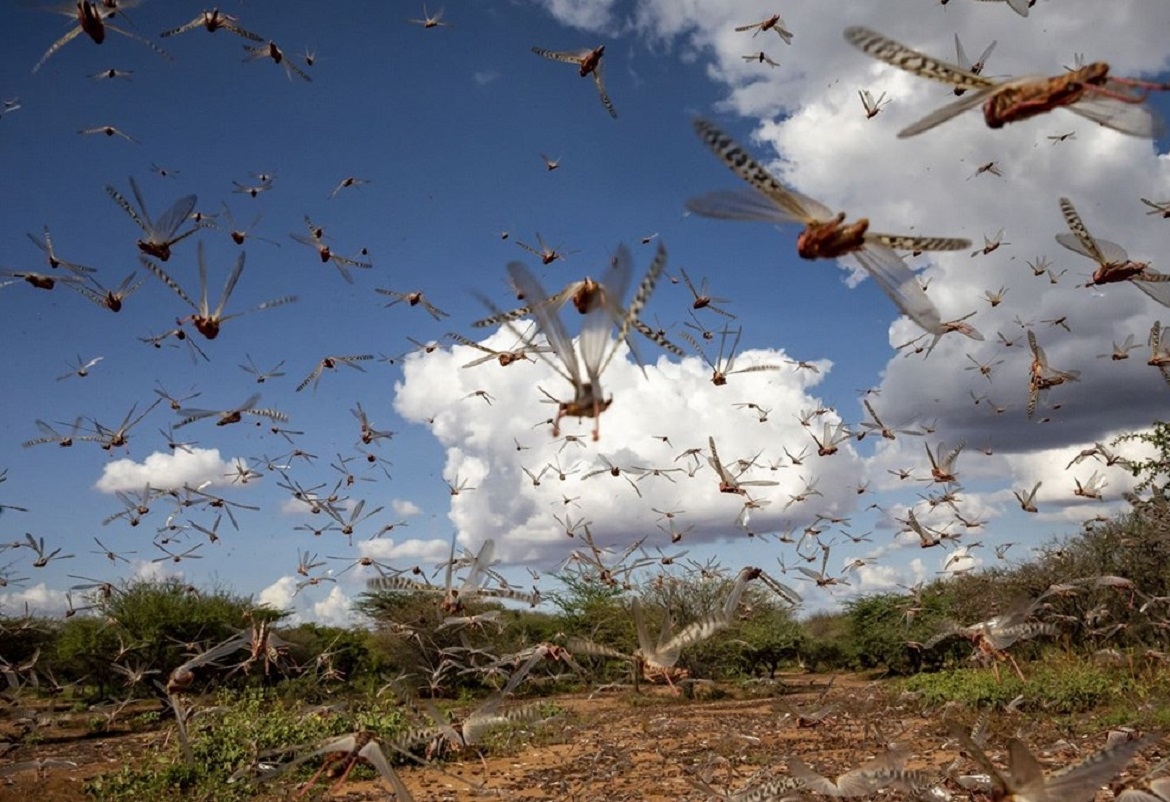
[85,687,407,801]
[897,655,1167,715]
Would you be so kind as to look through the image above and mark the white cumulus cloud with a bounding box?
[392,499,423,517]
[394,325,863,566]
[95,447,245,494]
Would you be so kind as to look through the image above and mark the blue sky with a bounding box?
[2,0,1170,624]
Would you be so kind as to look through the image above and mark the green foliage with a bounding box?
[735,601,804,679]
[845,590,953,675]
[930,520,1167,657]
[95,579,259,684]
[545,572,634,646]
[1115,420,1170,498]
[356,588,568,697]
[277,622,384,687]
[100,578,252,638]
[639,572,739,680]
[86,687,408,801]
[359,595,475,695]
[0,614,56,665]
[33,475,1170,800]
[897,655,1170,714]
[53,616,124,696]
[799,611,859,671]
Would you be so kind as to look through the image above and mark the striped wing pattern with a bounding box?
[1058,197,1110,264]
[843,27,994,91]
[870,234,970,252]
[691,118,833,223]
[689,119,956,335]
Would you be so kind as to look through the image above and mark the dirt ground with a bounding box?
[0,674,1161,801]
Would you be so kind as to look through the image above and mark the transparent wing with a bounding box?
[686,188,809,225]
[954,35,970,71]
[630,598,657,657]
[1043,734,1157,802]
[847,245,943,334]
[242,42,271,64]
[660,610,731,656]
[974,0,1031,17]
[789,756,887,797]
[113,271,143,297]
[707,436,737,485]
[598,243,636,318]
[152,194,198,242]
[942,442,965,469]
[975,40,998,70]
[128,176,154,231]
[1028,329,1049,368]
[357,740,416,801]
[173,632,250,675]
[604,241,669,374]
[897,85,1002,138]
[504,261,580,386]
[1055,232,1127,265]
[1133,272,1170,308]
[28,226,94,274]
[192,247,211,316]
[1065,94,1164,139]
[1053,234,1097,264]
[843,27,995,91]
[1091,238,1131,265]
[692,118,835,222]
[235,394,262,416]
[458,539,495,597]
[578,303,614,390]
[213,252,246,318]
[945,721,1010,795]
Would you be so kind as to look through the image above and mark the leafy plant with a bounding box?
[86,686,408,801]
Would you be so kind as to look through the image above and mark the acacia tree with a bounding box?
[94,579,267,695]
[1116,420,1170,498]
[845,591,953,675]
[356,588,537,697]
[735,599,803,679]
[545,571,634,649]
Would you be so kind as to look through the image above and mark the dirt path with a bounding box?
[0,675,1158,801]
